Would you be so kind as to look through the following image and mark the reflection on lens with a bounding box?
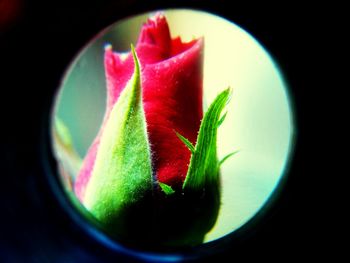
[51,9,294,250]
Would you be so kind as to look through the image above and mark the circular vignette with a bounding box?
[44,8,296,261]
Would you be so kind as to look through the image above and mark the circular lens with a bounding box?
[51,8,295,252]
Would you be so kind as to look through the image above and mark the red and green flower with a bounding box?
[73,13,234,247]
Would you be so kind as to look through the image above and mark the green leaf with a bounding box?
[167,89,232,246]
[183,88,232,192]
[83,45,153,229]
[175,131,195,153]
[159,182,175,195]
[217,111,227,127]
[219,150,239,167]
[52,117,82,181]
[54,117,74,148]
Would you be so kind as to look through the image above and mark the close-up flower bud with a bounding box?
[51,9,294,256]
[1,1,318,261]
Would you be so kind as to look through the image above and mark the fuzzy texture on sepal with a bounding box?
[152,88,233,247]
[74,14,203,201]
[82,47,154,241]
[72,14,236,248]
[183,88,232,192]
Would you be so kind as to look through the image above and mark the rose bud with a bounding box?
[74,13,234,248]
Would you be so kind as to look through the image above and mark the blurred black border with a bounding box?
[1,0,322,262]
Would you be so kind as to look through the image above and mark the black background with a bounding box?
[0,0,326,262]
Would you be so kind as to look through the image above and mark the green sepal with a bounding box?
[175,131,195,154]
[219,150,239,167]
[217,111,227,127]
[183,88,232,192]
[162,88,232,247]
[54,117,74,148]
[159,182,175,195]
[83,46,153,235]
[52,117,82,183]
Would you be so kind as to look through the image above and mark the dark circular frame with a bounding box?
[39,5,297,263]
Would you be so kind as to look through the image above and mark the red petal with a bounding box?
[75,14,203,199]
[75,43,167,201]
[143,39,203,187]
[74,139,100,201]
[137,13,171,57]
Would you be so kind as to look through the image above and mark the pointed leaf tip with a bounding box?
[217,112,228,127]
[130,44,140,73]
[159,182,175,195]
[175,131,195,154]
[183,88,233,192]
[83,43,152,228]
[219,150,239,167]
[226,87,233,104]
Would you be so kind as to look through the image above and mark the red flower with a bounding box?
[75,14,204,201]
[72,13,233,247]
